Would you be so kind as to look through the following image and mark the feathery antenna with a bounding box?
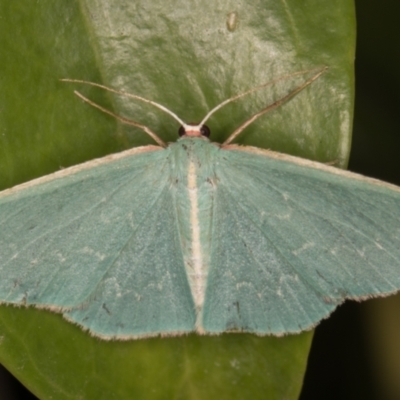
[61,66,327,146]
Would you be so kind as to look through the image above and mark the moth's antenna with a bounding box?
[223,66,328,145]
[72,90,167,148]
[199,66,327,127]
[63,67,327,145]
[61,79,198,145]
[61,79,187,127]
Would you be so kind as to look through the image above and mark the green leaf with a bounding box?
[0,0,355,398]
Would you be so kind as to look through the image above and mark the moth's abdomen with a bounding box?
[169,139,218,331]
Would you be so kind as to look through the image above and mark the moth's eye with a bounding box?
[200,125,210,138]
[178,126,185,137]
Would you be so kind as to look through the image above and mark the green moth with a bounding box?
[0,69,399,340]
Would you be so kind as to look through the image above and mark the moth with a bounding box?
[0,68,399,340]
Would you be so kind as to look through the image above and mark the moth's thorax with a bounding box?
[169,137,219,327]
[168,137,219,184]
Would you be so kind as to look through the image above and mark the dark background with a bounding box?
[1,0,400,398]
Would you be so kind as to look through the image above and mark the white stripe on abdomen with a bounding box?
[187,160,205,315]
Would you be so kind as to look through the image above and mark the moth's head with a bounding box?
[178,124,211,138]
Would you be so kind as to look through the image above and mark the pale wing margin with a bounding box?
[202,146,400,335]
[0,147,195,339]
